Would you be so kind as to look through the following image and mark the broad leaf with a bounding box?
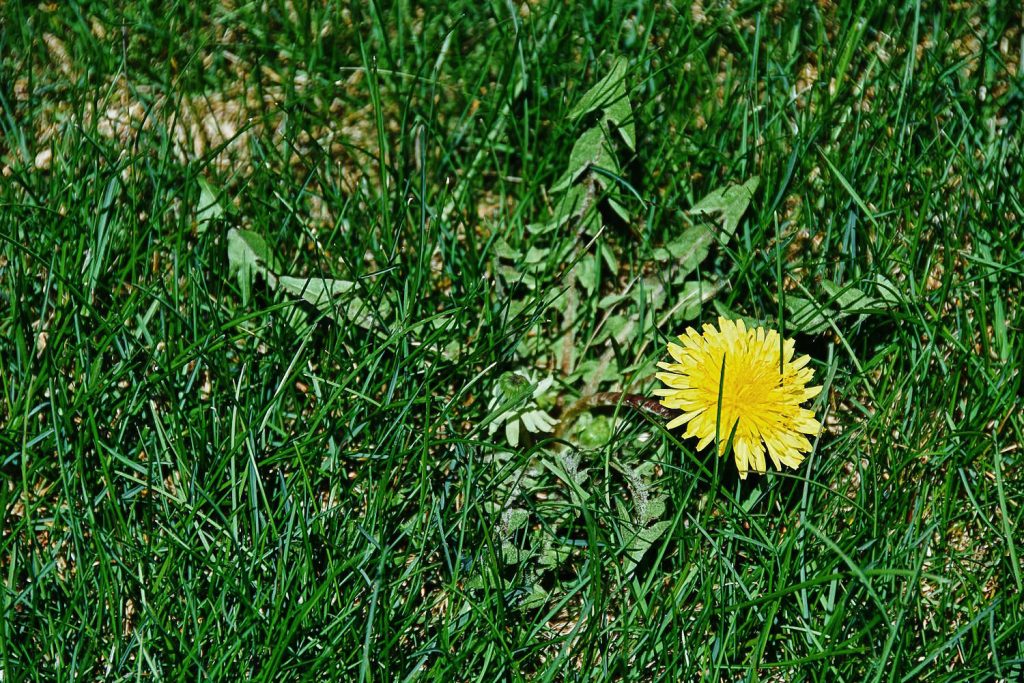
[822,279,880,313]
[568,56,634,151]
[675,280,703,320]
[227,228,280,306]
[656,223,718,277]
[568,56,628,122]
[277,275,390,330]
[785,295,830,334]
[196,178,224,234]
[550,126,618,193]
[277,275,353,310]
[504,508,530,532]
[576,253,598,296]
[689,176,760,239]
[623,520,672,574]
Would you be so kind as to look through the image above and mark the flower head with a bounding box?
[654,317,822,478]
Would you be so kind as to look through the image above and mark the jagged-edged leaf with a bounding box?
[674,280,704,320]
[623,520,672,574]
[689,176,760,239]
[576,253,599,296]
[524,246,550,264]
[569,56,628,122]
[196,178,224,234]
[504,508,530,532]
[578,414,613,449]
[491,237,521,260]
[277,275,389,330]
[515,584,548,610]
[822,279,881,312]
[593,314,630,345]
[785,295,830,334]
[604,91,635,151]
[277,275,353,310]
[873,274,902,306]
[551,184,599,234]
[227,228,280,306]
[537,542,573,567]
[550,126,618,193]
[644,496,667,524]
[568,57,634,151]
[655,223,718,276]
[497,263,539,289]
[600,241,619,273]
[501,541,531,564]
[607,195,630,223]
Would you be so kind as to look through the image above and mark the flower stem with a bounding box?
[555,392,678,439]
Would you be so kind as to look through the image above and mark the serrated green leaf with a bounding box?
[594,314,629,345]
[644,496,667,523]
[604,91,635,152]
[576,253,599,296]
[607,195,630,223]
[537,542,572,567]
[597,291,628,308]
[525,220,558,235]
[277,275,390,330]
[502,540,530,564]
[196,178,224,235]
[505,508,530,532]
[637,520,672,546]
[277,275,354,310]
[615,497,631,523]
[568,56,629,123]
[549,185,586,231]
[550,126,617,193]
[492,237,521,260]
[579,414,613,449]
[622,520,673,574]
[674,281,703,320]
[497,264,538,289]
[659,224,716,277]
[689,176,760,239]
[635,275,667,311]
[227,228,280,306]
[822,279,879,312]
[465,574,487,590]
[785,295,830,334]
[524,246,550,264]
[873,274,900,304]
[516,584,548,610]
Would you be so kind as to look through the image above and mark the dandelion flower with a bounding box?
[654,317,822,478]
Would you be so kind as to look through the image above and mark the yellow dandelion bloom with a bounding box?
[654,317,822,479]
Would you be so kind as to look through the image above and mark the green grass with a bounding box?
[2,1,1023,681]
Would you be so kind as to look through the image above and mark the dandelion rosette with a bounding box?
[654,317,823,478]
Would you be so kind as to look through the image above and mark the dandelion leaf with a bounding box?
[676,280,703,320]
[623,520,672,575]
[276,276,389,331]
[196,178,224,235]
[689,176,759,240]
[568,56,634,151]
[785,295,830,334]
[227,228,280,306]
[823,279,881,313]
[550,126,618,193]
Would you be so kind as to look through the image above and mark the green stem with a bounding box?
[555,392,678,439]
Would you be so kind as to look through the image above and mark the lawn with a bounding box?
[2,1,1022,681]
